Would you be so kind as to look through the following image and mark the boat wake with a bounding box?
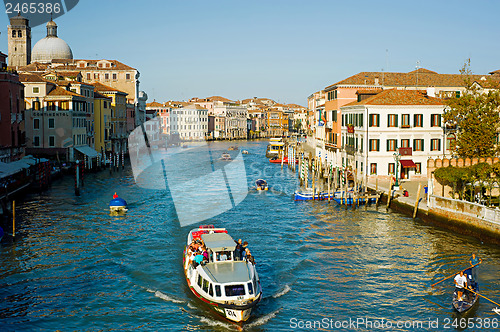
[199,316,241,330]
[272,284,291,298]
[246,308,282,328]
[147,289,184,303]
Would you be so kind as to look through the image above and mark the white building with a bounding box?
[340,89,447,182]
[171,103,209,141]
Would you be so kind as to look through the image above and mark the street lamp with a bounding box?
[393,152,401,188]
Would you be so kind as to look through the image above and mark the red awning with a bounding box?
[400,159,417,168]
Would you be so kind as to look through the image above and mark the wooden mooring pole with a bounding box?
[12,200,15,238]
[413,183,422,219]
[386,177,393,210]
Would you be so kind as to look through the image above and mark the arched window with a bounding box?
[12,30,16,38]
[18,30,22,38]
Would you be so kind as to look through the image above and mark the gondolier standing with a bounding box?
[469,253,482,280]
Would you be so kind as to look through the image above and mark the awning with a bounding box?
[0,161,29,178]
[400,159,417,168]
[74,145,99,158]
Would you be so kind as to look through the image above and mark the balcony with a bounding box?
[344,145,356,155]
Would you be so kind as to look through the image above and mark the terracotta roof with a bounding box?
[146,101,164,108]
[285,103,307,109]
[47,86,84,98]
[408,68,438,74]
[94,91,112,100]
[342,89,444,107]
[18,62,49,72]
[164,101,189,108]
[488,69,500,75]
[90,82,128,95]
[19,72,49,83]
[356,88,383,95]
[326,69,498,90]
[205,96,233,102]
[473,79,500,89]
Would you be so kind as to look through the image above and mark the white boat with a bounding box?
[493,308,500,315]
[265,138,284,158]
[220,152,232,160]
[183,225,262,322]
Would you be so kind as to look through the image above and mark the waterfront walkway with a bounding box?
[367,177,429,212]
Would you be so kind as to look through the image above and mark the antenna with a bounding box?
[415,60,421,88]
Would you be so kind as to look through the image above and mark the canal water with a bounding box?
[1,140,500,331]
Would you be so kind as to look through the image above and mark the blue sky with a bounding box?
[2,0,500,105]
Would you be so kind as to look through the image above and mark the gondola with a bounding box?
[452,267,479,313]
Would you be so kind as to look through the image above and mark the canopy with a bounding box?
[74,145,99,158]
[400,159,417,168]
[201,232,236,252]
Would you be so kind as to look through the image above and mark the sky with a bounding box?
[1,0,500,106]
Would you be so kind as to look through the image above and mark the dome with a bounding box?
[32,37,73,63]
[31,19,73,63]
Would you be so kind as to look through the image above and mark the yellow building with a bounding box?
[92,82,128,153]
[93,91,112,154]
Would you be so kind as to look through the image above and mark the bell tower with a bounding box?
[8,13,31,68]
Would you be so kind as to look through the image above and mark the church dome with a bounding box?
[31,20,73,63]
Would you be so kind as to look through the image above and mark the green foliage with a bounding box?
[443,59,500,158]
[435,162,500,202]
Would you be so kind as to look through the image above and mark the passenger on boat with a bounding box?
[454,271,468,301]
[240,241,249,260]
[245,247,256,265]
[234,239,243,261]
[469,253,482,280]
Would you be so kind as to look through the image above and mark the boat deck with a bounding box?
[202,261,251,284]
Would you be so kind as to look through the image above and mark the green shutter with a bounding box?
[387,114,390,127]
[395,114,398,127]
[360,113,364,127]
[376,114,380,127]
[421,139,424,151]
[369,114,373,127]
[438,115,442,127]
[377,139,380,151]
[386,139,390,151]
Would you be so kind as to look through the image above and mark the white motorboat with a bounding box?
[183,225,262,322]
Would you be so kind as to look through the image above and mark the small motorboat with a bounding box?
[220,152,232,161]
[183,225,262,322]
[228,146,239,151]
[269,156,298,164]
[452,267,479,313]
[294,190,324,201]
[255,179,268,191]
[242,150,249,154]
[109,192,128,213]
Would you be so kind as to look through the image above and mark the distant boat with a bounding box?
[242,150,249,154]
[228,146,239,151]
[265,138,284,158]
[220,153,232,161]
[109,193,128,213]
[255,179,268,191]
[269,156,297,164]
[493,308,500,316]
[294,190,326,201]
[183,225,262,322]
[452,267,479,313]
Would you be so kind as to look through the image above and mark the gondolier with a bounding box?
[469,253,482,279]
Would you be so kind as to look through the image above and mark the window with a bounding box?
[48,118,55,129]
[413,139,424,151]
[414,114,423,127]
[113,73,117,80]
[388,163,395,175]
[86,73,91,80]
[202,279,209,293]
[370,163,377,175]
[215,285,221,297]
[48,136,55,147]
[248,282,254,295]
[33,136,40,147]
[12,30,16,38]
[33,87,39,94]
[18,30,22,38]
[401,114,410,128]
[197,275,202,288]
[126,73,131,80]
[387,114,398,127]
[401,139,410,148]
[387,139,397,151]
[33,118,40,130]
[33,101,40,110]
[369,114,380,127]
[430,114,441,127]
[209,284,214,297]
[446,133,456,151]
[431,138,441,151]
[332,110,338,122]
[94,73,99,80]
[225,285,245,297]
[415,162,422,174]
[105,73,109,80]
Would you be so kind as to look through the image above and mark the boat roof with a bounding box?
[201,232,236,252]
[269,142,285,146]
[202,261,251,284]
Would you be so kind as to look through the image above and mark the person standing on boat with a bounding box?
[469,253,482,280]
[240,241,249,260]
[234,239,243,261]
[454,270,468,302]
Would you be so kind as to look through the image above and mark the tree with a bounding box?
[443,59,500,158]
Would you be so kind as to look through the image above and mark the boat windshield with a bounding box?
[225,284,245,297]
